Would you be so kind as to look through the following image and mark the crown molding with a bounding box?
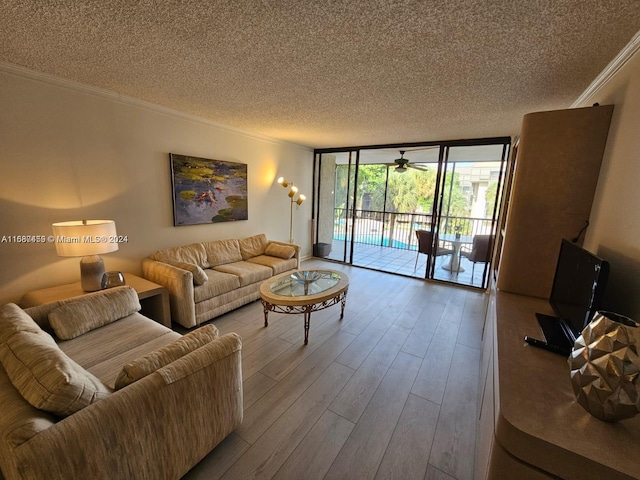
[0,61,311,151]
[572,30,640,107]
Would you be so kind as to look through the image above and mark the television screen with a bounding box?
[549,239,609,340]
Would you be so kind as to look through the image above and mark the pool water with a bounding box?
[333,233,413,250]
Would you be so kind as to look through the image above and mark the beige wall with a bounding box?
[3,41,640,315]
[0,67,313,305]
[577,45,640,319]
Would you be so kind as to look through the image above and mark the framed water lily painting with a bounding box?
[170,153,248,226]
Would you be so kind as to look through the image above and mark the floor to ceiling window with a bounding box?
[312,138,510,289]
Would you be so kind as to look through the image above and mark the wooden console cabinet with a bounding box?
[497,105,613,299]
[475,285,640,479]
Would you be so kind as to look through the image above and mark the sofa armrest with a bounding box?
[268,240,301,269]
[142,258,197,328]
[7,333,242,480]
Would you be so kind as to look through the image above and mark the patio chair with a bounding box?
[414,230,454,270]
[461,234,493,279]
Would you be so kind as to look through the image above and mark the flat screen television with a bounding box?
[527,239,610,355]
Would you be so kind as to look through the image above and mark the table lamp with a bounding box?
[52,220,119,292]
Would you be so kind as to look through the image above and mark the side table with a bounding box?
[19,273,171,328]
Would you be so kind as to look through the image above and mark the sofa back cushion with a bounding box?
[0,366,56,448]
[48,286,141,340]
[163,260,208,285]
[204,239,242,267]
[150,242,209,269]
[239,234,268,260]
[0,329,111,417]
[0,304,41,344]
[265,242,296,260]
[114,324,219,390]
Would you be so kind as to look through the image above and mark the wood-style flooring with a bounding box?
[182,259,487,480]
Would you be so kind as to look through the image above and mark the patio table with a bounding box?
[440,234,473,272]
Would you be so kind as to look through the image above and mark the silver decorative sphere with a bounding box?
[569,311,640,422]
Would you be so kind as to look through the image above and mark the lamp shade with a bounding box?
[52,220,119,257]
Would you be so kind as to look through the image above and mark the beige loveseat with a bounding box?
[0,286,242,480]
[142,234,300,328]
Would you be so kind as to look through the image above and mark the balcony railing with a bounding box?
[333,208,494,251]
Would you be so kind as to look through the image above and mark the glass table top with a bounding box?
[269,270,341,297]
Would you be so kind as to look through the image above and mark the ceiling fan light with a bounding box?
[395,165,407,173]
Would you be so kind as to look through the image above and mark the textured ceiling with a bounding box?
[1,1,640,148]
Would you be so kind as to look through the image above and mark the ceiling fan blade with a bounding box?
[408,164,430,172]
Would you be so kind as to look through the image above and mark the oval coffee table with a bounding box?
[259,269,349,345]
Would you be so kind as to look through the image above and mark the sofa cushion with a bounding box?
[213,261,273,287]
[57,312,179,387]
[114,324,219,390]
[0,365,56,448]
[0,303,41,344]
[164,260,208,285]
[204,239,243,267]
[85,332,179,388]
[264,242,296,260]
[49,286,141,340]
[193,270,241,303]
[247,255,298,275]
[150,242,209,269]
[239,234,268,260]
[0,329,111,417]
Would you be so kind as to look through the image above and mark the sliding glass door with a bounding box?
[431,144,509,287]
[314,151,357,264]
[312,138,510,289]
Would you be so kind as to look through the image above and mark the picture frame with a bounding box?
[169,153,248,226]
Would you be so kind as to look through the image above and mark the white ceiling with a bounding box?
[1,1,640,148]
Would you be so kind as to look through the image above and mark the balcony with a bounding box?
[321,209,494,288]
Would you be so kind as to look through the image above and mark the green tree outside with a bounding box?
[334,162,473,236]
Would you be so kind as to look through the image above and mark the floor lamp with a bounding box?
[277,177,305,244]
[52,220,119,292]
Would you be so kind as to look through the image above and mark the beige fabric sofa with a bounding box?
[0,286,243,480]
[142,234,300,328]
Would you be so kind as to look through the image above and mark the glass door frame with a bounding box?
[312,136,511,289]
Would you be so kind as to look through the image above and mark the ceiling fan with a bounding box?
[389,150,430,173]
